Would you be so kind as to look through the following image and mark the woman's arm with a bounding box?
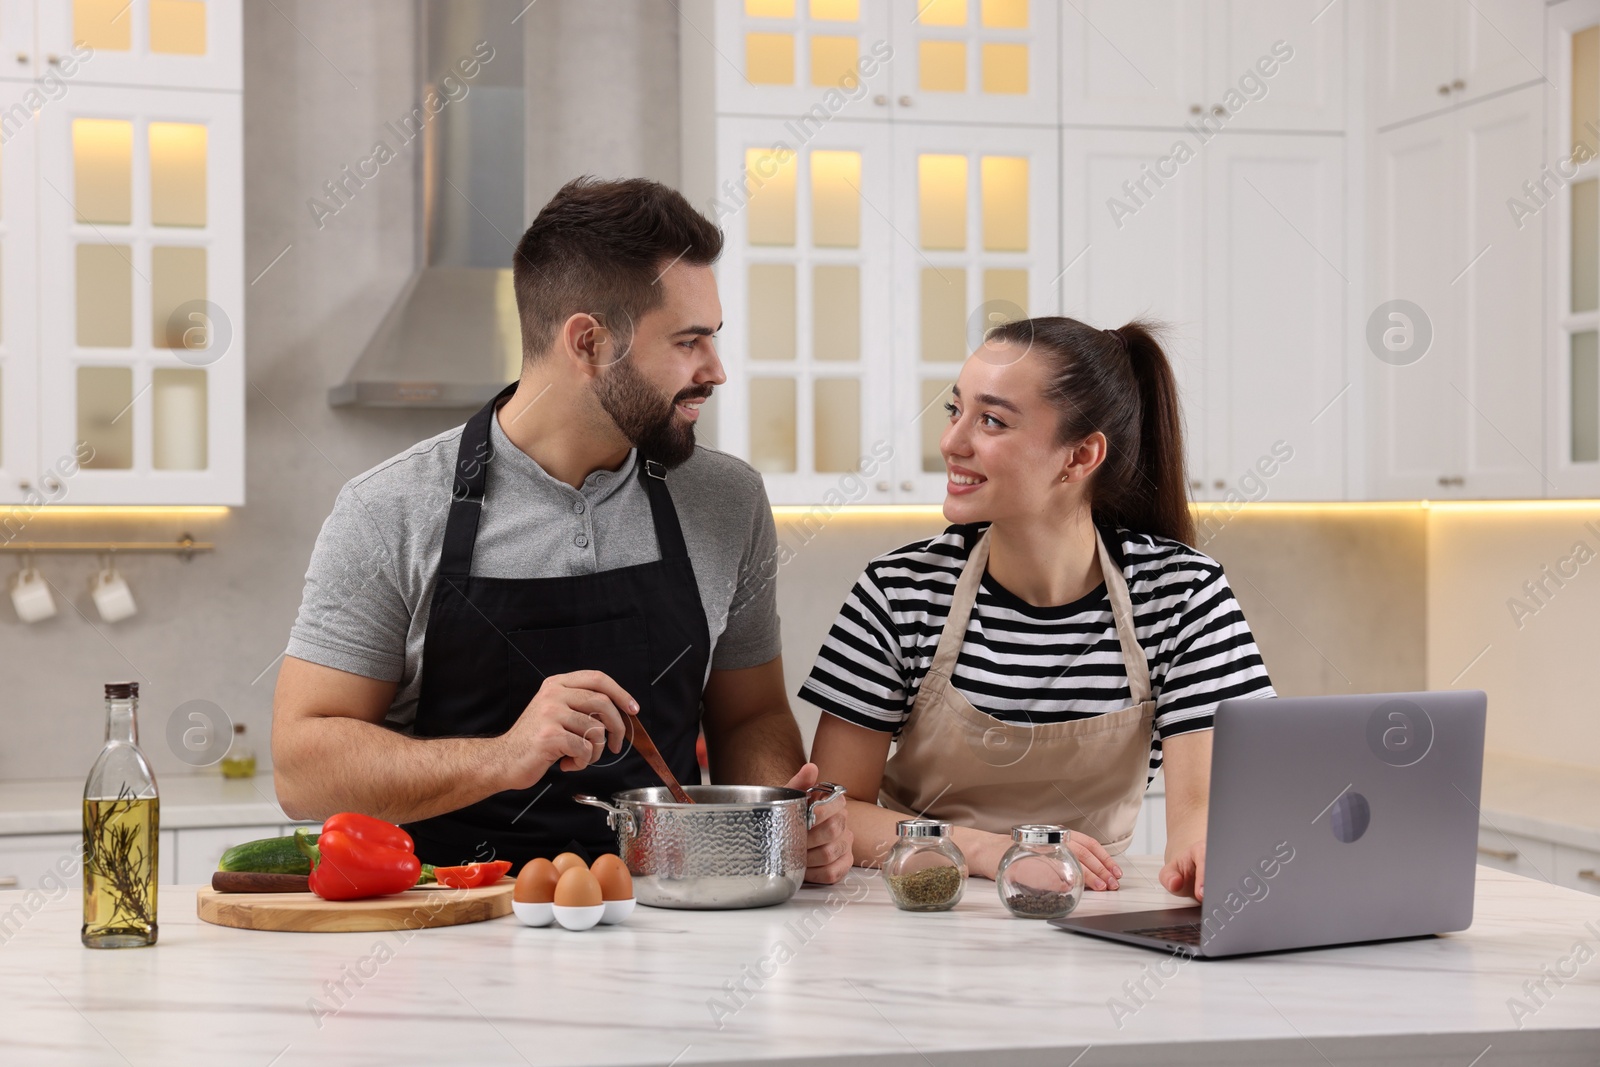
[810,714,1122,886]
[1158,728,1212,901]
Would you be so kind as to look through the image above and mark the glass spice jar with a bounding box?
[883,819,966,912]
[996,824,1084,920]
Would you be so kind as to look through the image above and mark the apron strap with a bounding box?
[1096,526,1152,705]
[926,525,1151,703]
[928,528,992,678]
[636,457,691,561]
[439,382,518,578]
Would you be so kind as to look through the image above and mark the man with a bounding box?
[273,176,852,882]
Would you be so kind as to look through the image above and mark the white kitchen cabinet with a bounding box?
[36,0,242,93]
[1553,841,1600,896]
[1546,1,1600,496]
[172,822,281,885]
[1476,824,1558,883]
[1061,0,1342,132]
[1060,128,1209,495]
[1368,84,1544,499]
[0,829,176,892]
[887,0,1059,127]
[0,0,35,81]
[1368,0,1544,129]
[1132,789,1167,857]
[1060,0,1208,129]
[1205,133,1346,500]
[28,82,244,505]
[0,79,39,504]
[709,0,892,120]
[889,120,1061,502]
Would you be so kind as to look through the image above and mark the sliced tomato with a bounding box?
[431,860,512,889]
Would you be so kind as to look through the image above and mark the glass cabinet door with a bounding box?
[0,81,38,504]
[890,121,1059,503]
[1552,11,1600,495]
[38,0,241,92]
[714,115,896,505]
[36,84,242,504]
[714,0,893,120]
[888,0,1058,127]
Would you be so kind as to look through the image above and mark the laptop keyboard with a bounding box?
[1127,923,1203,945]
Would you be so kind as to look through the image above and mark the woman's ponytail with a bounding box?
[987,316,1195,547]
[1110,321,1194,546]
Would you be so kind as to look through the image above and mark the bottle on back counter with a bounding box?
[82,682,159,948]
[220,722,256,779]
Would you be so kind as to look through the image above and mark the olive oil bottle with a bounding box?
[82,682,159,948]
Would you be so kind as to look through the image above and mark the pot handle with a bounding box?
[803,782,847,829]
[573,794,635,836]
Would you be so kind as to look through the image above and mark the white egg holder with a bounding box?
[513,898,635,930]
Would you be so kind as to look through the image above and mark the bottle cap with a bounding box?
[104,682,139,700]
[1012,824,1069,845]
[896,818,953,839]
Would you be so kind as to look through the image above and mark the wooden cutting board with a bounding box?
[196,880,514,933]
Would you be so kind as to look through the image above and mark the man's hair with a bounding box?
[512,176,724,361]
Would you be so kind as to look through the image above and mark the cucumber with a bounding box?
[218,832,437,884]
[217,834,318,875]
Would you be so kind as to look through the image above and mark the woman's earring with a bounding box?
[1060,473,1068,482]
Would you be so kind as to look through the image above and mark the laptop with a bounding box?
[1050,690,1487,958]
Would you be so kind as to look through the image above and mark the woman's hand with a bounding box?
[1068,831,1122,891]
[1160,839,1205,902]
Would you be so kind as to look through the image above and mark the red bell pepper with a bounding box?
[296,822,421,901]
[431,860,512,889]
[320,812,415,854]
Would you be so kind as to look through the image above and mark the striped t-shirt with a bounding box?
[798,523,1275,783]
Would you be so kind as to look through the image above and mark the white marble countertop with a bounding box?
[0,774,297,836]
[1,855,1597,1066]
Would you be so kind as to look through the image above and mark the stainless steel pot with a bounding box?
[573,783,846,909]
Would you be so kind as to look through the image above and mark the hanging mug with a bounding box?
[10,565,57,623]
[90,564,137,623]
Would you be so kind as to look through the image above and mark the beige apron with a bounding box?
[879,526,1154,855]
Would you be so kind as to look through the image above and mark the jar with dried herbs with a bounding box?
[996,824,1083,920]
[883,819,966,912]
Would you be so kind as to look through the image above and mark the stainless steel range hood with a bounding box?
[329,0,526,408]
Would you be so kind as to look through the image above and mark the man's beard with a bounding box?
[593,357,709,469]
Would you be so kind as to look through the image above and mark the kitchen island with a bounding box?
[1,855,1597,1066]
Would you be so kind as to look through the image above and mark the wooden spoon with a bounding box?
[627,715,695,804]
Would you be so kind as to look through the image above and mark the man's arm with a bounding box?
[700,656,853,882]
[271,656,637,824]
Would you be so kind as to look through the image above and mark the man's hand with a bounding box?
[498,670,638,789]
[1160,839,1205,902]
[785,762,853,884]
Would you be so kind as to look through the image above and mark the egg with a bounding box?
[590,854,633,902]
[552,852,588,876]
[552,866,603,908]
[514,858,559,904]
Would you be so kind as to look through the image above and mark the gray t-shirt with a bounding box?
[285,411,782,731]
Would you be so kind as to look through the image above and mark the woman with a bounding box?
[801,317,1275,902]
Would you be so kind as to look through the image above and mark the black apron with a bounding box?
[402,384,710,869]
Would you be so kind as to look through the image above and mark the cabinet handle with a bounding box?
[1451,79,1465,91]
[900,480,914,492]
[1476,845,1518,861]
[1580,869,1600,885]
[1189,104,1202,115]
[46,54,60,66]
[13,52,26,65]
[897,95,913,107]
[1212,479,1226,490]
[875,480,890,492]
[1189,479,1203,490]
[1437,475,1465,487]
[1211,105,1226,117]
[1437,84,1451,96]
[873,94,887,106]
[0,876,18,888]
